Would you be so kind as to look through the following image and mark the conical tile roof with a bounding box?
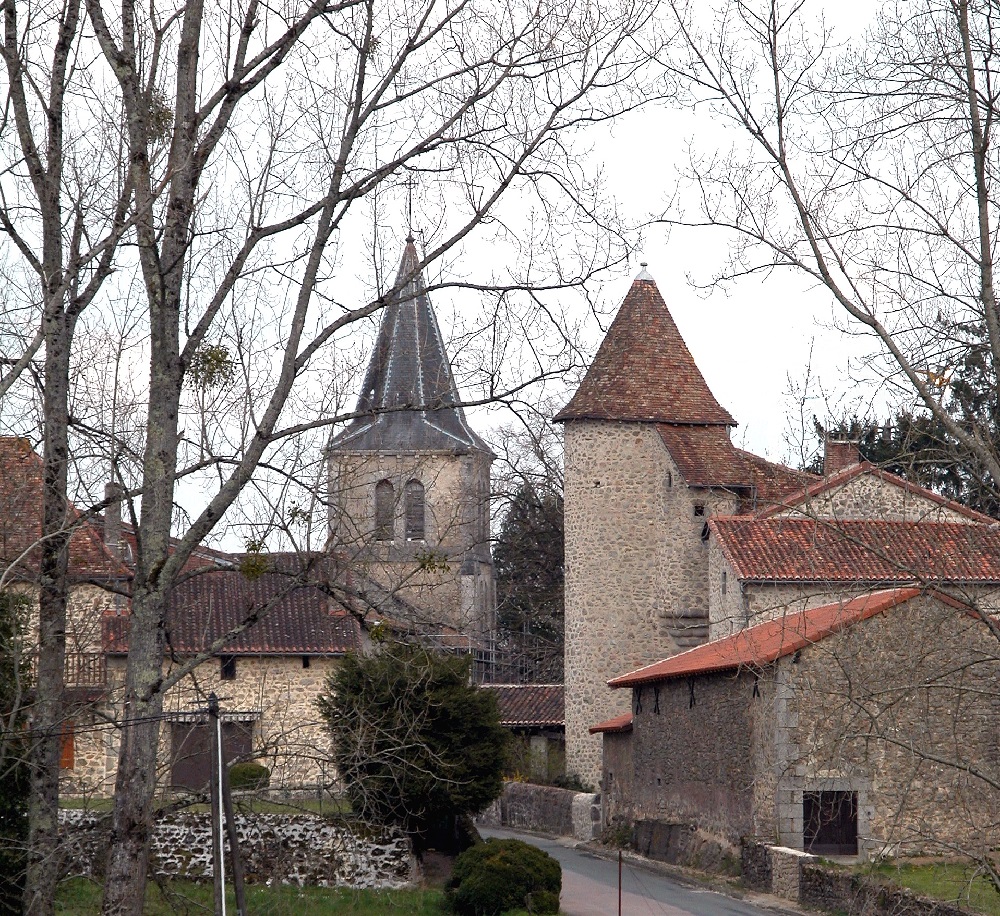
[555,272,736,425]
[330,239,490,453]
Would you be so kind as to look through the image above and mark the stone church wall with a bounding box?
[329,450,493,635]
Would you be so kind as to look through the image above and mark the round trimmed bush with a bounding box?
[228,761,270,791]
[446,838,561,915]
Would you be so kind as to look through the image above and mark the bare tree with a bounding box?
[0,2,133,909]
[658,0,1000,878]
[16,0,665,912]
[662,0,1000,493]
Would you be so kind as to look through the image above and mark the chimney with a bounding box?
[104,482,123,558]
[823,438,860,476]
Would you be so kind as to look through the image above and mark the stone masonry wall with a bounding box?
[565,421,693,787]
[773,473,977,523]
[329,450,493,636]
[779,593,1000,857]
[61,810,413,888]
[608,672,757,840]
[70,653,345,797]
[478,781,601,841]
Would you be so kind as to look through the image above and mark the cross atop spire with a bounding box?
[329,240,491,454]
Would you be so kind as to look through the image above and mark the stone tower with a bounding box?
[556,267,753,787]
[328,238,495,638]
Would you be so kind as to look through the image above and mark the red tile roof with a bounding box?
[710,517,1000,583]
[104,558,361,656]
[481,684,564,728]
[656,425,751,488]
[735,449,819,507]
[0,437,130,583]
[757,461,996,524]
[589,712,633,734]
[608,588,922,687]
[555,277,736,425]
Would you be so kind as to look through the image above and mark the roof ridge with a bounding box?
[607,587,922,688]
[756,461,996,523]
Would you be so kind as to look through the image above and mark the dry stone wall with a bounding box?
[60,810,413,888]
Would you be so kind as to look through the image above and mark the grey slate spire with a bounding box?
[329,238,491,454]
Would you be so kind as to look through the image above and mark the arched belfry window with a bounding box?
[375,480,394,541]
[405,479,425,541]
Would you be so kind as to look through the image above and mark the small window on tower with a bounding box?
[405,479,425,540]
[220,655,237,681]
[694,504,705,517]
[721,571,727,595]
[375,480,394,541]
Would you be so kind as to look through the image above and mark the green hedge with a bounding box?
[445,838,560,915]
[228,762,270,791]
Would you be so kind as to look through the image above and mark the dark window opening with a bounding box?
[375,479,394,541]
[170,720,252,792]
[220,655,237,681]
[721,571,727,595]
[301,656,311,669]
[694,504,705,517]
[405,479,425,540]
[804,791,858,855]
[666,472,673,489]
[700,523,710,543]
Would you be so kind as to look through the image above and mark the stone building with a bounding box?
[595,588,1000,859]
[561,266,1000,858]
[556,268,809,786]
[3,238,498,796]
[328,236,495,639]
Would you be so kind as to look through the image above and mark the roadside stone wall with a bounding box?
[564,420,738,787]
[742,841,968,915]
[478,781,601,841]
[60,810,413,888]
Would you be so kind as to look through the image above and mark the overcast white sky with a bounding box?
[550,0,885,468]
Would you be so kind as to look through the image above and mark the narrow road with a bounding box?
[480,827,792,916]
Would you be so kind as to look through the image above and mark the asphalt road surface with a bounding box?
[479,827,791,916]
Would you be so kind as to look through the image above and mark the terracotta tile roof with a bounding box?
[0,437,130,583]
[757,461,996,524]
[734,449,819,507]
[709,516,1000,583]
[608,588,922,687]
[656,425,751,488]
[555,276,736,425]
[589,712,633,734]
[104,556,361,656]
[481,684,564,728]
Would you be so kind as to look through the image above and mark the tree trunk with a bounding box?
[24,313,73,916]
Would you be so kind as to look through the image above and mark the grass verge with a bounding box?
[867,860,1000,916]
[56,878,444,915]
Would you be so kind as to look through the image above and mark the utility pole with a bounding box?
[208,692,248,916]
[208,693,226,915]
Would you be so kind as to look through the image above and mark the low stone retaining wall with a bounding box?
[60,810,414,888]
[478,781,601,841]
[742,839,967,915]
